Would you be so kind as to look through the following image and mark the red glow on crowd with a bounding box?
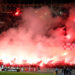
[0,6,75,67]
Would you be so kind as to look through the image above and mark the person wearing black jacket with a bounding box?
[62,67,68,75]
[67,68,72,75]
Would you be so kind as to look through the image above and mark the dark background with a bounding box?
[1,0,75,4]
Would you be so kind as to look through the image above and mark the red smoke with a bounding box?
[0,6,75,67]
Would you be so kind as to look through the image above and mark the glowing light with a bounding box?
[27,57,40,64]
[15,11,20,16]
[43,58,50,64]
[51,56,59,64]
[66,34,71,40]
[14,8,21,16]
[65,58,70,64]
[74,19,75,22]
[39,63,43,67]
[72,17,75,22]
[62,52,68,56]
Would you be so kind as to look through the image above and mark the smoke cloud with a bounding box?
[0,5,75,66]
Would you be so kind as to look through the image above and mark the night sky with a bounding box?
[2,0,75,4]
